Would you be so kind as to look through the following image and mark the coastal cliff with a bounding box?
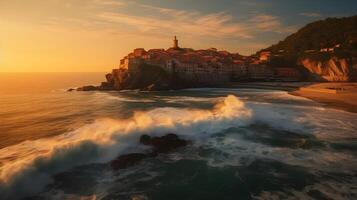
[100,63,231,91]
[74,16,357,91]
[299,57,354,81]
[261,15,357,82]
[76,41,252,91]
[103,64,176,91]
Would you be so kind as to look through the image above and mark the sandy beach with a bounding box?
[290,83,357,113]
[230,82,357,113]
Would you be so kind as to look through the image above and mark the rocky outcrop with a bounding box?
[76,85,98,91]
[102,64,183,91]
[110,133,188,170]
[139,134,188,154]
[299,57,354,81]
[70,64,178,92]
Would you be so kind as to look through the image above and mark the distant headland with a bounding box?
[74,15,357,92]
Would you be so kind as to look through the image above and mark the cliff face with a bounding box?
[299,57,353,81]
[104,64,176,91]
[260,15,357,82]
[100,62,234,91]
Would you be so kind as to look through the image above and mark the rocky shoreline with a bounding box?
[110,133,188,170]
[69,81,310,92]
[69,81,357,114]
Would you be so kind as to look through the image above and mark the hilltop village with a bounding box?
[116,36,300,82]
[72,16,356,92]
[87,37,301,91]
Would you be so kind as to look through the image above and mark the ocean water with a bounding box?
[0,73,356,200]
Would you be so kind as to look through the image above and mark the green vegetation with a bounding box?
[259,15,356,70]
[263,15,357,56]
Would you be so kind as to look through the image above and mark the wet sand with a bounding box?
[230,82,357,113]
[289,83,357,113]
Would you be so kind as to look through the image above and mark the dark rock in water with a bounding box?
[111,153,148,170]
[67,88,75,92]
[111,133,188,170]
[139,134,152,145]
[140,133,188,153]
[76,85,98,91]
[99,82,114,90]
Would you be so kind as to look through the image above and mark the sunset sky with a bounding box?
[0,0,356,72]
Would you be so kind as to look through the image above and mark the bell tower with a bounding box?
[173,36,179,49]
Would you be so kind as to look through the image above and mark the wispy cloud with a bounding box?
[247,14,296,34]
[300,12,322,17]
[248,14,282,31]
[31,0,296,43]
[20,0,296,54]
[97,7,253,39]
[91,3,295,39]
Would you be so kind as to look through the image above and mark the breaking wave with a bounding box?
[0,95,252,199]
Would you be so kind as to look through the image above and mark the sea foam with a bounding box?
[0,95,252,199]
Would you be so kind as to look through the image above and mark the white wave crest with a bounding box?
[0,95,252,199]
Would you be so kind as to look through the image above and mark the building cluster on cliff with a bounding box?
[117,36,301,83]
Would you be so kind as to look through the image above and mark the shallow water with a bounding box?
[0,73,356,200]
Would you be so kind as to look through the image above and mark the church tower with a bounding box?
[173,36,179,49]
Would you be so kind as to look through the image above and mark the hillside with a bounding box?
[263,16,357,55]
[260,15,357,81]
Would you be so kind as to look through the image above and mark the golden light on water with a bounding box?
[0,95,250,183]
